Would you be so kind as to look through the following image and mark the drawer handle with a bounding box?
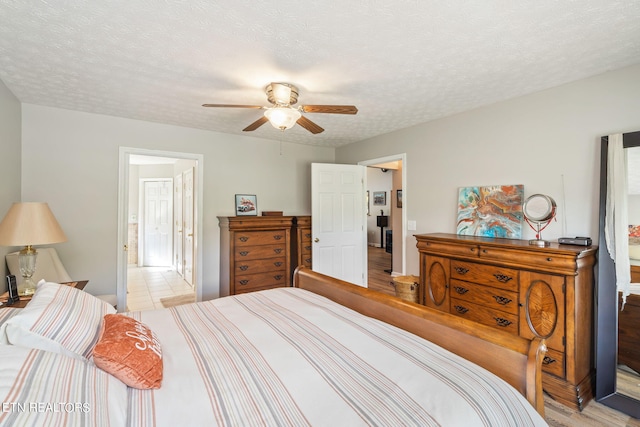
[239,265,249,271]
[542,356,557,365]
[274,275,283,280]
[239,251,249,257]
[469,247,476,253]
[454,305,469,314]
[453,286,469,295]
[274,248,283,254]
[239,236,249,242]
[239,280,249,285]
[546,257,552,262]
[304,233,311,238]
[304,258,312,263]
[273,235,283,240]
[274,262,283,267]
[494,317,513,327]
[304,245,312,250]
[454,267,469,275]
[493,273,513,283]
[493,296,512,305]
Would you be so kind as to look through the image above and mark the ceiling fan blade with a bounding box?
[202,104,264,109]
[243,116,269,132]
[297,115,324,134]
[301,105,358,114]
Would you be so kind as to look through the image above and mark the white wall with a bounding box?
[391,164,403,274]
[629,195,640,226]
[337,64,640,276]
[20,105,334,298]
[366,168,392,246]
[0,80,22,288]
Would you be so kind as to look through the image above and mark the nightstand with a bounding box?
[0,280,88,309]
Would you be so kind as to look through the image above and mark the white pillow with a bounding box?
[0,281,116,360]
[629,244,640,261]
[0,345,127,426]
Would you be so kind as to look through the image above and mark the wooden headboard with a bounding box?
[293,267,547,416]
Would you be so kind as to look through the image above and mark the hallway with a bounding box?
[126,266,194,311]
[367,245,395,296]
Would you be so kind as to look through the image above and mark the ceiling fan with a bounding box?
[202,83,358,134]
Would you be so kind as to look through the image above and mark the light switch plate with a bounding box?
[408,220,416,231]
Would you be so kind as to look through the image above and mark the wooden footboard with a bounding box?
[293,267,547,416]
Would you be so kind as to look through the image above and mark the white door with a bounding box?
[143,180,173,266]
[174,173,183,276]
[311,163,367,286]
[183,167,194,286]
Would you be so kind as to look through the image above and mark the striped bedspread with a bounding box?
[127,288,547,426]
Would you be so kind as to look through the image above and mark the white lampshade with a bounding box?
[264,107,302,130]
[0,202,67,247]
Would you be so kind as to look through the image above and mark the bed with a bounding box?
[0,267,547,426]
[619,262,640,374]
[620,226,640,374]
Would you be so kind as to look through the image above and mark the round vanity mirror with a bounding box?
[523,194,556,247]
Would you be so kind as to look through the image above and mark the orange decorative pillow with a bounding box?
[92,314,163,389]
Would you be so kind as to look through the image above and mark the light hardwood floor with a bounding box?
[366,245,640,426]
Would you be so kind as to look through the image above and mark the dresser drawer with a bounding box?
[450,298,519,334]
[300,230,312,243]
[234,257,287,276]
[450,260,518,291]
[450,279,519,315]
[234,271,287,293]
[300,242,312,255]
[235,244,287,261]
[541,348,565,378]
[234,230,287,247]
[478,246,576,273]
[417,240,479,258]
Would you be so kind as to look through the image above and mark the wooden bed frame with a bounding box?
[293,267,547,416]
[619,265,640,374]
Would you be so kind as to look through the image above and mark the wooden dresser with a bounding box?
[292,216,312,270]
[218,216,293,297]
[415,233,597,410]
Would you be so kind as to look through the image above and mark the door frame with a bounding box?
[358,153,407,275]
[117,147,204,311]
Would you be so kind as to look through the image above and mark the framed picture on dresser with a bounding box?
[235,194,257,216]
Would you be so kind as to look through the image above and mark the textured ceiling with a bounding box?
[1,1,639,148]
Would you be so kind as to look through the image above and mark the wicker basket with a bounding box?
[393,275,419,303]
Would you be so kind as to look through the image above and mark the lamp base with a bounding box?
[18,277,36,297]
[529,239,551,247]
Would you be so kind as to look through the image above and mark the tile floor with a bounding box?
[126,266,194,311]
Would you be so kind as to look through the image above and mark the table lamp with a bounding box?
[0,202,67,296]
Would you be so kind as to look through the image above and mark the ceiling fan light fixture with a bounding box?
[264,107,301,130]
[266,83,299,105]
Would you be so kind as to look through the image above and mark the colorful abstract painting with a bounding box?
[456,185,524,238]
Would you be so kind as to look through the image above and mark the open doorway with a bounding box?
[359,154,406,295]
[117,148,203,312]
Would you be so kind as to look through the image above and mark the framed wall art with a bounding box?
[235,194,257,216]
[456,184,524,238]
[373,191,386,206]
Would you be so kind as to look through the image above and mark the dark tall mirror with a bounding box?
[596,130,640,418]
